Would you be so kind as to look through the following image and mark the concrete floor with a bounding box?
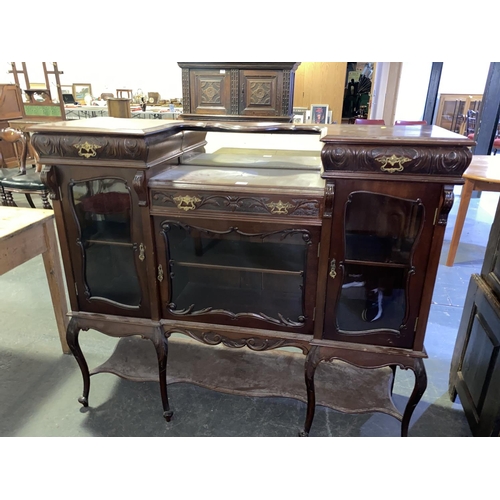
[0,187,498,437]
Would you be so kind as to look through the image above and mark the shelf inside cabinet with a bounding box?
[167,233,308,274]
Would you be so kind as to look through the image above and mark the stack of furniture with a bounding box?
[449,196,500,436]
[30,118,473,436]
[435,93,482,135]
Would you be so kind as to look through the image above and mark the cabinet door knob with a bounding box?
[138,243,145,261]
[329,259,336,279]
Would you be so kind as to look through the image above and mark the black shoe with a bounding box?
[362,288,383,322]
[342,273,365,289]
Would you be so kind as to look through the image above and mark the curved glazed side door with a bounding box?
[322,179,443,348]
[60,167,151,318]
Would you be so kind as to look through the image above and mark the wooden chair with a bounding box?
[354,119,386,125]
[466,111,500,154]
[0,128,51,209]
[394,120,427,125]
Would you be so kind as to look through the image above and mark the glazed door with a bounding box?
[61,168,151,317]
[323,179,442,348]
[155,216,320,334]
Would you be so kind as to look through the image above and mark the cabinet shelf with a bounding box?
[173,260,302,276]
[169,234,307,274]
[344,259,409,269]
[81,221,132,246]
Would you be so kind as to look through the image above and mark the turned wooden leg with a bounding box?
[66,317,90,407]
[0,187,7,206]
[5,191,17,207]
[153,329,173,422]
[41,190,52,209]
[401,358,427,437]
[300,345,321,437]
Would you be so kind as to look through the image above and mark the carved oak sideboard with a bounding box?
[30,117,474,436]
[177,62,300,122]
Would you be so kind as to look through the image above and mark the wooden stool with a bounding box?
[445,155,500,266]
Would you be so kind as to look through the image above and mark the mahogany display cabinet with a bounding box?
[30,117,474,436]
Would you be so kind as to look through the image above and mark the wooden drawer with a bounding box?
[150,188,323,218]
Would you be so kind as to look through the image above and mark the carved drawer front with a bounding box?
[151,190,322,218]
[321,144,472,177]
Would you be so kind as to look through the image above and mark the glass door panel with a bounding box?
[162,222,310,324]
[336,191,424,334]
[71,178,141,307]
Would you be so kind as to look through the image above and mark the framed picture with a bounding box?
[30,82,47,89]
[310,104,329,124]
[292,107,308,124]
[72,83,93,105]
[61,85,73,95]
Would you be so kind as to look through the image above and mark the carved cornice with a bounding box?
[152,191,320,216]
[321,144,472,176]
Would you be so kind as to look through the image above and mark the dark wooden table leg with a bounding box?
[154,329,173,422]
[300,345,320,437]
[66,317,90,407]
[401,358,427,437]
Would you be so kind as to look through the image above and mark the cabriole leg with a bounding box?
[300,345,321,437]
[66,317,90,407]
[154,330,173,422]
[401,358,427,437]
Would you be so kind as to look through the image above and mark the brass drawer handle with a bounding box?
[266,200,295,215]
[329,259,336,279]
[74,141,101,158]
[157,265,164,282]
[173,195,201,211]
[376,154,411,173]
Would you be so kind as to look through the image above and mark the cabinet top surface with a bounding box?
[149,164,325,192]
[28,118,475,146]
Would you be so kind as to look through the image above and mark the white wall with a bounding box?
[394,62,433,122]
[3,61,183,101]
[392,61,491,124]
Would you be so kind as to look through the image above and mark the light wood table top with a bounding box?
[0,206,69,353]
[461,154,500,183]
[445,155,500,267]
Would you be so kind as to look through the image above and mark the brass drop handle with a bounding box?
[157,265,164,282]
[329,259,336,279]
[138,243,145,261]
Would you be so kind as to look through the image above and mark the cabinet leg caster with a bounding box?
[163,410,173,422]
[78,396,88,407]
[298,430,309,437]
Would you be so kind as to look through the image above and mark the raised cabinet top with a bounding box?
[177,62,301,71]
